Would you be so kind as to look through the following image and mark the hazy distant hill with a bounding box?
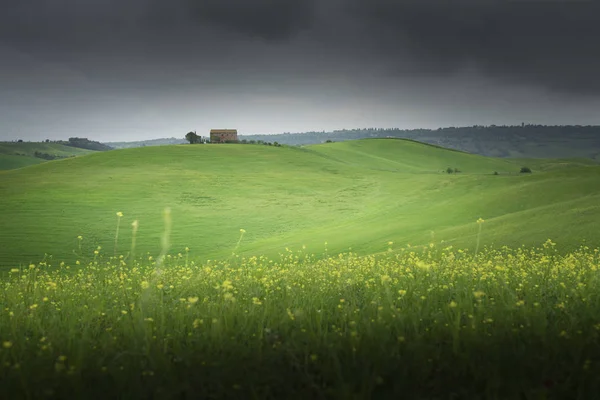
[241,125,600,160]
[58,137,113,152]
[102,125,600,160]
[105,137,187,149]
[0,142,96,170]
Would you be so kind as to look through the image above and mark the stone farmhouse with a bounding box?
[210,129,238,143]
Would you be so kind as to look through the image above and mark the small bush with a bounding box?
[34,151,60,160]
[446,167,454,174]
[520,166,532,173]
[494,171,499,175]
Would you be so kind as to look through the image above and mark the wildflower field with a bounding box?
[2,236,600,399]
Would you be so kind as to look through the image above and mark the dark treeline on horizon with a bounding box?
[1,137,113,151]
[243,124,600,144]
[62,137,113,151]
[35,124,600,160]
[240,124,600,159]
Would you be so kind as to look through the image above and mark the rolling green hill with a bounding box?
[240,125,600,160]
[1,138,599,269]
[0,142,96,170]
[0,154,46,170]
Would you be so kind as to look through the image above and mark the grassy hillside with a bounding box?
[1,138,599,269]
[0,154,46,170]
[0,142,95,170]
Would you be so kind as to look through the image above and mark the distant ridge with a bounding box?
[104,137,187,149]
[0,141,97,170]
[102,125,600,160]
[59,137,113,151]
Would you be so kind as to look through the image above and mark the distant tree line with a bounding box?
[185,131,282,147]
[59,137,113,151]
[3,137,112,152]
[6,138,111,152]
[91,124,600,160]
[237,139,282,147]
[240,125,600,147]
[104,137,186,149]
[236,124,600,160]
[33,151,74,160]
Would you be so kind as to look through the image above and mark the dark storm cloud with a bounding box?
[348,0,600,95]
[2,0,600,96]
[185,0,317,41]
[0,0,317,50]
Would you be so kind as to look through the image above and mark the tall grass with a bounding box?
[475,217,485,256]
[2,233,600,399]
[114,212,123,257]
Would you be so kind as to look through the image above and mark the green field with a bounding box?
[0,142,95,171]
[1,138,599,269]
[2,138,600,399]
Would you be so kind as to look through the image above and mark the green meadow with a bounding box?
[0,138,599,269]
[2,138,600,399]
[0,142,95,171]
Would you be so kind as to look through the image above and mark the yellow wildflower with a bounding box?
[222,280,234,290]
[223,293,235,302]
[286,308,295,321]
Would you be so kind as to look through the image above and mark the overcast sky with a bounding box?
[2,0,600,142]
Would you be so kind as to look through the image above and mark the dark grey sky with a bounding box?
[2,0,600,142]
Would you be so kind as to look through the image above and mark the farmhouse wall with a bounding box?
[210,129,238,143]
